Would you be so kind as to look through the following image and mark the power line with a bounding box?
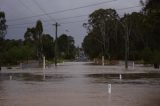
[8,14,88,27]
[7,0,118,22]
[8,23,52,29]
[58,5,142,20]
[52,22,60,66]
[8,5,142,27]
[8,26,27,29]
[8,21,36,27]
[57,14,88,21]
[60,19,88,25]
[117,5,142,11]
[17,0,35,15]
[8,19,87,29]
[32,0,56,22]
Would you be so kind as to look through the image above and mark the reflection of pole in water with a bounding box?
[102,56,104,66]
[107,92,111,106]
[108,84,111,94]
[43,56,45,70]
[43,69,46,80]
[42,56,46,80]
[120,74,122,80]
[132,61,135,70]
[43,73,45,80]
[107,84,112,106]
[9,75,12,80]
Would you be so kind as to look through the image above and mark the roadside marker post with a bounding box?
[108,84,111,94]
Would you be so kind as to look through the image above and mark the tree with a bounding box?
[0,39,36,65]
[83,8,150,67]
[24,20,44,62]
[67,36,76,59]
[142,0,160,13]
[0,11,7,39]
[42,34,54,60]
[141,47,153,64]
[0,11,7,69]
[36,20,43,59]
[142,0,160,68]
[83,8,120,60]
[120,12,147,68]
[82,32,102,59]
[57,34,76,59]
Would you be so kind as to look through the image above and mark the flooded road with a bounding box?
[0,62,160,106]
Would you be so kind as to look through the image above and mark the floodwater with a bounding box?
[0,62,160,106]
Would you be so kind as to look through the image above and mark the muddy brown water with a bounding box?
[0,62,160,106]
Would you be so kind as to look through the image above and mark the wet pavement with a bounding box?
[0,62,160,106]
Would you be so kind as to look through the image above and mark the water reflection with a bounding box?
[0,80,7,106]
[87,73,160,85]
[0,73,74,82]
[0,62,160,106]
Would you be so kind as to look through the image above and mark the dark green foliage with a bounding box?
[24,20,44,61]
[143,0,160,66]
[24,21,57,61]
[141,47,153,64]
[0,11,7,66]
[42,34,55,60]
[143,0,160,12]
[0,11,7,39]
[82,32,102,59]
[57,34,76,59]
[83,9,121,60]
[152,51,160,64]
[83,0,160,67]
[0,10,77,66]
[0,39,36,65]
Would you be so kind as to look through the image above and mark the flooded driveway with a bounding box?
[0,62,160,106]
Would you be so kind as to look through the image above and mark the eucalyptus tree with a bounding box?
[57,34,76,59]
[120,12,147,69]
[141,0,160,68]
[35,20,43,60]
[83,8,120,60]
[144,0,160,50]
[0,11,7,39]
[0,11,7,56]
[82,31,102,59]
[0,11,7,69]
[42,34,54,60]
[24,20,44,62]
[142,0,160,12]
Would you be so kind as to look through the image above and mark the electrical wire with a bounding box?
[32,0,56,23]
[60,19,88,25]
[7,0,118,22]
[17,0,35,14]
[8,5,142,27]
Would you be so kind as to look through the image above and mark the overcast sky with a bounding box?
[0,0,143,46]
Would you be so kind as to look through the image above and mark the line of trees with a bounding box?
[82,0,160,67]
[0,18,76,66]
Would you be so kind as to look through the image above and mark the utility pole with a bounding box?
[53,22,60,66]
[125,27,129,69]
[65,29,70,56]
[124,20,131,70]
[100,19,105,66]
[120,21,129,70]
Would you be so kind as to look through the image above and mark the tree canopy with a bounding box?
[57,34,76,59]
[0,11,7,39]
[82,1,160,67]
[24,20,44,61]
